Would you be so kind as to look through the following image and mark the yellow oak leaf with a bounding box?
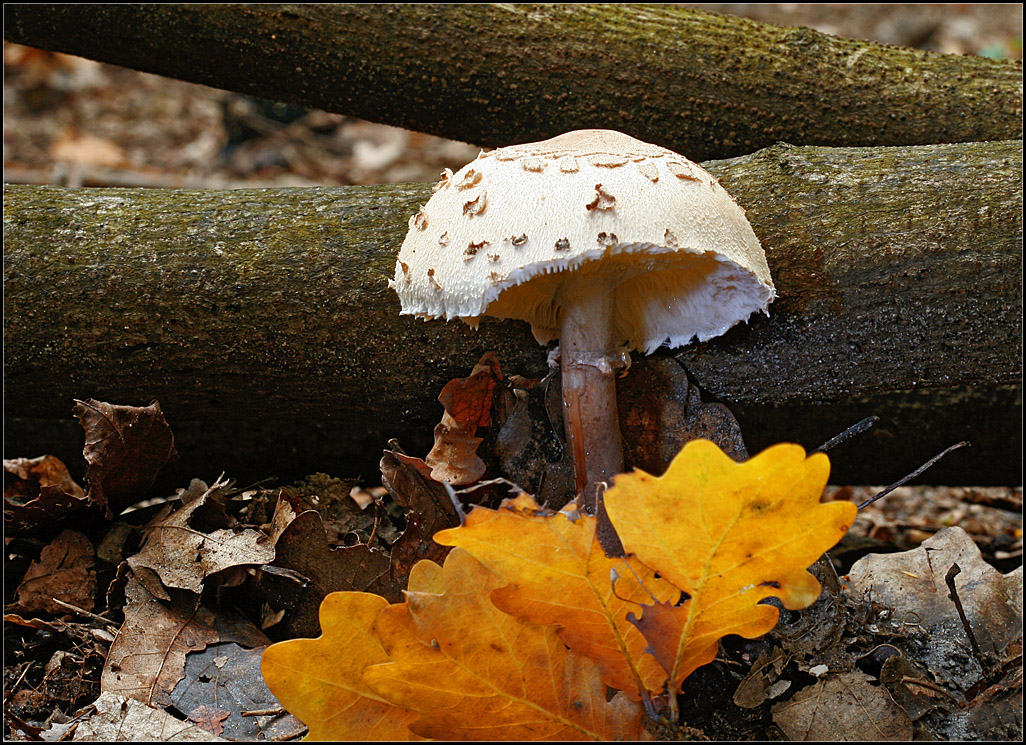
[604,440,856,708]
[363,547,646,741]
[435,493,679,698]
[260,591,424,741]
[406,554,446,594]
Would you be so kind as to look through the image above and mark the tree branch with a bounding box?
[4,141,1021,485]
[4,3,1021,160]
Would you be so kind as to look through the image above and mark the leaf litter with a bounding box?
[6,15,1022,733]
[4,352,1022,741]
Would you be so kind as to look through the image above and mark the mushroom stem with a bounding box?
[557,275,626,550]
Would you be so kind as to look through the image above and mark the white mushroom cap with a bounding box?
[391,129,775,354]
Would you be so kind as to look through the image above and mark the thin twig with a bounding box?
[811,416,879,454]
[50,598,120,630]
[858,441,970,510]
[148,604,201,707]
[945,563,984,664]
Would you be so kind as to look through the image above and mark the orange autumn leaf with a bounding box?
[434,494,679,698]
[260,591,424,741]
[363,548,646,741]
[262,437,856,737]
[604,440,857,700]
[425,352,502,485]
[438,351,501,431]
[261,560,444,740]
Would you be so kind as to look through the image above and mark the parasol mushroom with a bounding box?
[390,129,774,550]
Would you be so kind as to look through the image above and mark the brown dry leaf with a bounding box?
[380,450,461,580]
[2,613,64,633]
[73,398,177,517]
[877,652,950,722]
[604,440,856,704]
[877,637,1021,740]
[262,507,395,637]
[772,670,914,741]
[846,526,1022,676]
[493,373,575,507]
[425,352,502,485]
[363,548,646,740]
[127,479,274,594]
[14,529,96,614]
[434,493,679,698]
[957,644,1023,740]
[733,647,792,709]
[618,357,749,471]
[3,454,89,534]
[426,426,485,486]
[102,573,224,706]
[102,572,268,707]
[186,705,230,737]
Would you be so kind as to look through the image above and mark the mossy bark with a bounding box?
[4,141,1021,485]
[4,3,1021,161]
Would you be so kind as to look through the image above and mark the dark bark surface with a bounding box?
[4,4,1021,161]
[4,140,1021,485]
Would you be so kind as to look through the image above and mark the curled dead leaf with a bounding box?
[73,398,177,517]
[4,455,89,534]
[259,507,396,637]
[380,450,461,581]
[425,352,502,485]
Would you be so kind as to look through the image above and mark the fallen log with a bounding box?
[3,4,1021,160]
[4,141,1022,485]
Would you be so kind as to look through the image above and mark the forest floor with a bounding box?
[4,3,1022,741]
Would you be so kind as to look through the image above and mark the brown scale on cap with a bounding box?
[463,240,488,261]
[586,184,616,212]
[463,192,487,217]
[457,169,481,190]
[410,208,429,231]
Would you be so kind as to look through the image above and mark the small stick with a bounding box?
[811,416,879,454]
[50,598,120,630]
[945,563,984,664]
[11,662,31,692]
[858,441,970,510]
